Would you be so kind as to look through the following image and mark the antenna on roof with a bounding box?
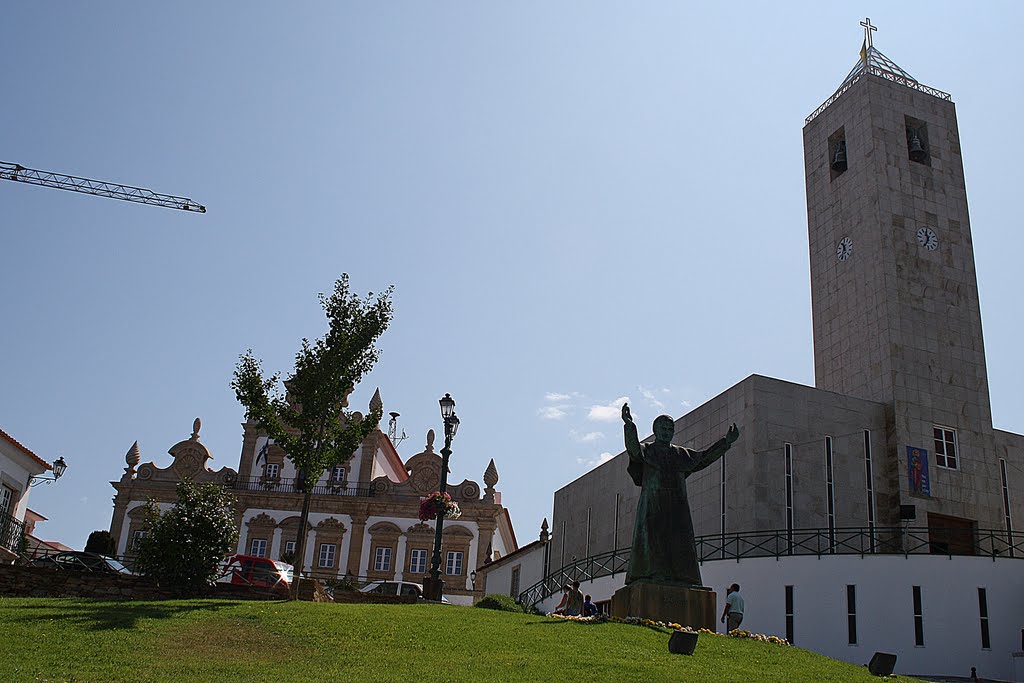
[388,411,408,449]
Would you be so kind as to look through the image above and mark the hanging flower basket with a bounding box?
[418,491,462,521]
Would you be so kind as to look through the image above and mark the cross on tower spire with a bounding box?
[860,17,877,50]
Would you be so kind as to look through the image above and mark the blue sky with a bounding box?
[3,2,1022,548]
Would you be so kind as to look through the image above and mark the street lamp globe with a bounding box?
[439,393,456,420]
[52,457,67,479]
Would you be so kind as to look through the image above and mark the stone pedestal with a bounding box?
[422,576,445,602]
[610,582,717,631]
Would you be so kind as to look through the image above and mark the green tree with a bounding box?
[135,480,239,595]
[231,274,393,598]
[84,530,116,555]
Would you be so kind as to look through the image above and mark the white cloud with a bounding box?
[544,392,573,402]
[538,405,569,420]
[638,385,666,411]
[570,429,604,443]
[577,451,617,468]
[587,396,629,422]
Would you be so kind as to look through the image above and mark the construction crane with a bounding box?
[1,160,206,213]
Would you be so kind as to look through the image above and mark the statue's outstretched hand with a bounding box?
[726,423,740,444]
[622,403,632,424]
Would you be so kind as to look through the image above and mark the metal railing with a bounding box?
[0,511,26,554]
[805,66,951,125]
[518,526,1023,606]
[226,476,374,498]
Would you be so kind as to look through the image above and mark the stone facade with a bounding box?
[109,401,517,605]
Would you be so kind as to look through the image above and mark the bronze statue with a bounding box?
[622,403,739,587]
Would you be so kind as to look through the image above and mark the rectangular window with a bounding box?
[828,127,848,179]
[250,538,268,558]
[864,430,876,552]
[913,586,924,646]
[1000,459,1013,556]
[0,485,14,516]
[284,541,296,558]
[374,546,392,572]
[445,551,463,576]
[978,588,991,649]
[409,548,427,575]
[825,436,836,553]
[332,466,346,483]
[785,585,795,645]
[265,463,280,479]
[847,585,857,645]
[905,115,931,166]
[510,565,521,599]
[318,543,336,568]
[933,426,958,469]
[785,443,794,554]
[131,530,148,551]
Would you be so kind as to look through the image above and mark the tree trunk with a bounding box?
[290,488,314,600]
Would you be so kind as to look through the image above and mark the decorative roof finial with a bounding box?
[370,388,383,414]
[425,429,435,453]
[191,417,202,441]
[124,440,141,475]
[483,459,499,488]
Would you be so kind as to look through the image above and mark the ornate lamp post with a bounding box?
[424,393,459,601]
[29,456,67,487]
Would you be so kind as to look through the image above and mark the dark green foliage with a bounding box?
[135,481,239,595]
[475,593,522,612]
[84,530,116,555]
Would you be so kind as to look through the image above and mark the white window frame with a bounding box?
[250,538,268,558]
[265,463,280,479]
[318,543,336,568]
[409,548,427,575]
[131,529,149,551]
[933,425,959,470]
[0,485,13,516]
[374,546,392,572]
[284,540,296,557]
[332,466,346,483]
[445,550,463,576]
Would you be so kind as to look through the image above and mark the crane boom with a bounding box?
[1,160,206,213]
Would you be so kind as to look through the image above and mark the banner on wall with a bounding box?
[906,446,931,496]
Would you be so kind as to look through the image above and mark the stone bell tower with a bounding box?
[802,20,1003,531]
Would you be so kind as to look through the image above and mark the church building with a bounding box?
[506,22,1024,680]
[108,390,517,606]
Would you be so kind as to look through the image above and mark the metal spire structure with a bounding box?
[0,160,206,213]
[806,19,951,124]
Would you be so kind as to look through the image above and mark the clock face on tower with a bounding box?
[836,236,853,261]
[916,226,938,250]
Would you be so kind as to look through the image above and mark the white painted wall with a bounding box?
[531,555,1024,681]
[0,442,46,522]
[483,543,547,600]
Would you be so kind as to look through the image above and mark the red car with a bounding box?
[223,554,293,588]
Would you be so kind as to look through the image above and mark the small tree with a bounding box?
[135,480,239,595]
[84,530,116,555]
[231,274,393,598]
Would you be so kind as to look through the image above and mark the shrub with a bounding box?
[475,594,522,612]
[135,480,238,596]
[84,530,116,555]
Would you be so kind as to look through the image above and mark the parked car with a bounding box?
[358,580,449,603]
[30,551,134,575]
[222,554,293,589]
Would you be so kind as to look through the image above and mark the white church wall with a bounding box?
[536,554,1023,680]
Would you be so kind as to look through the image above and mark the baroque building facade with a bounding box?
[108,392,516,606]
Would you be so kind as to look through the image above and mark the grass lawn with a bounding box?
[0,598,920,682]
